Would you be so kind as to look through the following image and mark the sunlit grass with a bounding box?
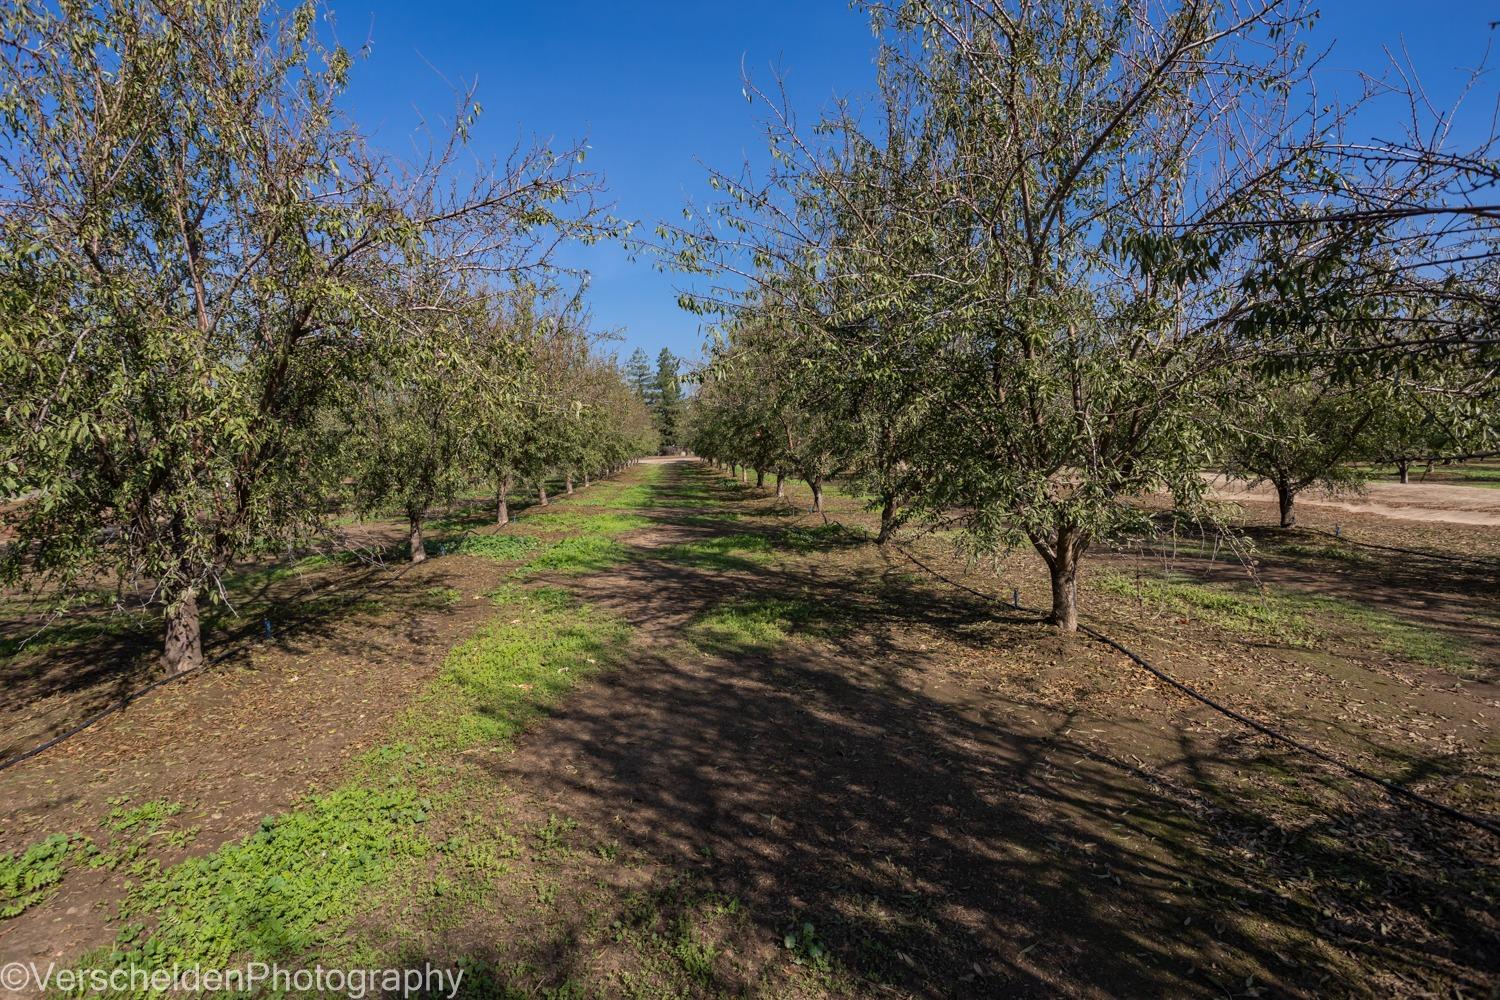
[655,533,774,570]
[514,535,629,577]
[686,596,844,654]
[451,533,543,562]
[516,511,650,535]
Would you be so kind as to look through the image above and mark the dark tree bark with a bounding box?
[1038,526,1087,632]
[496,475,511,526]
[1397,459,1410,484]
[876,494,898,546]
[409,511,427,562]
[755,468,764,488]
[163,589,203,674]
[1275,479,1296,528]
[808,476,826,522]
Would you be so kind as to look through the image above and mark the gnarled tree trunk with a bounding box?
[1397,459,1409,484]
[876,494,898,546]
[163,589,203,674]
[808,476,826,522]
[1041,527,1087,632]
[409,510,427,562]
[1275,480,1296,528]
[496,475,511,526]
[775,474,784,498]
[755,468,764,488]
[538,483,549,507]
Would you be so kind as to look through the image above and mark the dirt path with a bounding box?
[1209,475,1500,525]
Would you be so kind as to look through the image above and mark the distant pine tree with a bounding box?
[655,348,682,450]
[625,348,657,405]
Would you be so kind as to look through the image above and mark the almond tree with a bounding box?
[0,0,606,670]
[671,0,1350,630]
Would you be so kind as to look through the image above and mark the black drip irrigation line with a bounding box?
[1297,525,1500,574]
[0,471,632,777]
[893,543,1500,840]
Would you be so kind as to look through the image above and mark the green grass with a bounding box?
[686,596,840,654]
[656,533,775,571]
[1098,571,1478,675]
[1279,541,1369,564]
[0,612,154,660]
[1298,595,1479,677]
[567,480,656,509]
[109,785,431,971]
[0,834,72,918]
[68,585,629,984]
[514,535,629,577]
[1096,572,1319,645]
[411,586,630,750]
[517,511,651,535]
[451,533,543,562]
[220,552,350,592]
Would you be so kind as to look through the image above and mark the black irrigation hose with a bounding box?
[0,660,208,775]
[0,471,631,777]
[1297,525,1500,574]
[893,543,1500,840]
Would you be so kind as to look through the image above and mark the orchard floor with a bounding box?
[0,460,1496,998]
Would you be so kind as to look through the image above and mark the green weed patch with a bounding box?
[686,596,841,654]
[0,834,72,918]
[451,533,542,562]
[1098,572,1476,674]
[1096,572,1316,644]
[778,523,870,553]
[517,511,650,535]
[111,786,431,970]
[514,536,629,577]
[656,534,774,571]
[410,587,629,750]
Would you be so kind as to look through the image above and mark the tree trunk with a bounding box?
[163,589,203,674]
[755,468,764,488]
[496,475,511,526]
[775,474,784,498]
[740,467,747,483]
[1397,459,1409,484]
[1048,550,1080,632]
[565,474,574,495]
[409,511,427,562]
[809,477,826,522]
[1275,481,1296,528]
[538,483,549,507]
[876,494,898,546]
[583,471,591,488]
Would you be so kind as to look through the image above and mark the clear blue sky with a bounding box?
[336,2,1498,367]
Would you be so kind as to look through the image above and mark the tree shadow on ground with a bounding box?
[366,463,1495,998]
